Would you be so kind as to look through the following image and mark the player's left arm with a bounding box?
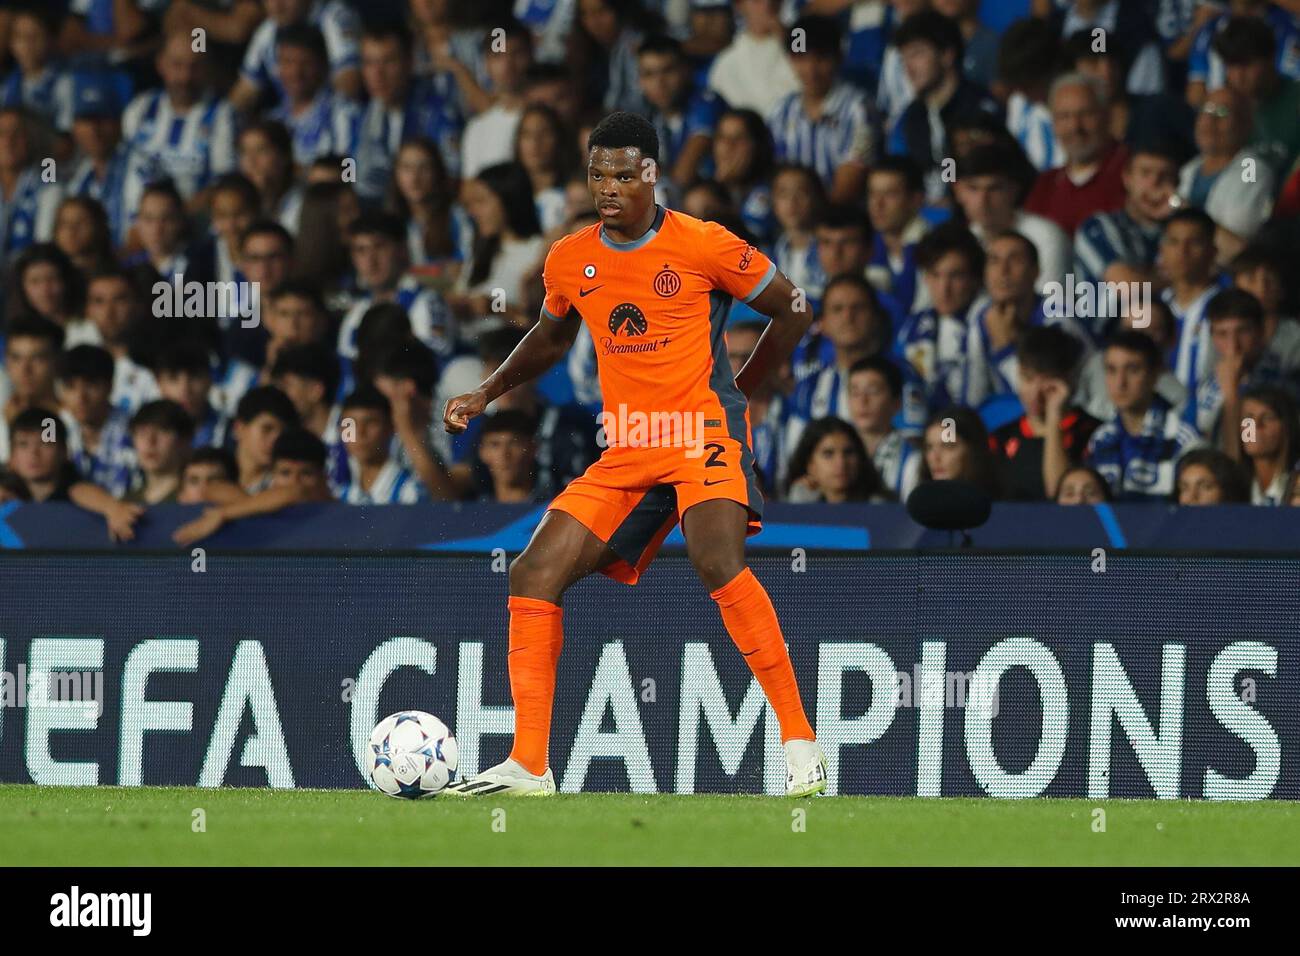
[735,269,812,399]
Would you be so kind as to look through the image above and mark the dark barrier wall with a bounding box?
[0,552,1294,798]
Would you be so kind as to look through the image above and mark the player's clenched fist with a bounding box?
[443,389,488,433]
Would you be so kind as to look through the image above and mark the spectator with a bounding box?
[804,202,872,319]
[865,156,928,315]
[1178,85,1275,258]
[270,342,343,478]
[1192,288,1300,444]
[711,108,778,245]
[193,173,259,295]
[636,34,724,192]
[338,211,456,363]
[231,221,295,368]
[1047,0,1167,96]
[8,242,82,329]
[65,72,139,247]
[725,318,788,495]
[0,107,61,258]
[845,355,922,501]
[515,105,576,237]
[125,180,199,286]
[237,119,302,232]
[785,415,889,503]
[154,339,228,448]
[64,268,159,415]
[265,23,360,167]
[1073,142,1181,290]
[460,19,534,179]
[998,17,1065,172]
[1187,1,1300,108]
[706,0,799,117]
[1074,288,1188,422]
[371,339,459,502]
[447,162,546,337]
[1174,446,1251,504]
[474,408,546,503]
[178,447,239,504]
[1159,208,1225,390]
[386,138,463,269]
[989,324,1098,501]
[230,0,361,112]
[769,15,875,204]
[121,31,237,203]
[891,10,1002,203]
[770,164,827,299]
[918,405,1002,498]
[1054,463,1111,503]
[1237,386,1300,504]
[52,196,117,277]
[6,406,80,501]
[293,181,361,296]
[336,385,426,504]
[1229,244,1300,374]
[1,316,63,462]
[1085,330,1204,499]
[230,384,299,493]
[125,399,194,504]
[961,231,1091,409]
[953,142,1070,291]
[931,0,1000,90]
[569,0,663,114]
[2,8,75,134]
[1024,73,1128,235]
[57,344,134,497]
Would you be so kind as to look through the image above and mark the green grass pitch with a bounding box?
[2,785,1298,865]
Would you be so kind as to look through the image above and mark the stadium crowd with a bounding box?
[1,0,1300,541]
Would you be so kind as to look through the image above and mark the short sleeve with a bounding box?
[540,241,574,322]
[695,219,777,304]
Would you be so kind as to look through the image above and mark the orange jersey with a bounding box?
[541,206,776,444]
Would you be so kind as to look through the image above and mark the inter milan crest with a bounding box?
[609,302,648,336]
[653,264,681,298]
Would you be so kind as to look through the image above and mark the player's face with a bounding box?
[924,424,969,481]
[158,370,211,416]
[58,377,112,426]
[1057,469,1106,505]
[984,238,1036,304]
[5,337,56,399]
[86,278,136,343]
[847,370,898,433]
[1241,398,1283,459]
[1103,347,1157,412]
[923,252,978,317]
[806,431,859,499]
[277,45,325,102]
[21,262,65,319]
[587,146,656,232]
[1177,463,1225,505]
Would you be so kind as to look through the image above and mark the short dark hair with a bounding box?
[348,210,406,244]
[241,219,294,252]
[587,110,660,164]
[1127,140,1185,172]
[361,19,413,53]
[1163,208,1216,242]
[1213,15,1276,66]
[235,385,299,426]
[1018,325,1085,381]
[959,142,1025,182]
[1228,243,1288,281]
[272,343,341,401]
[275,21,329,61]
[272,428,328,470]
[915,222,985,275]
[59,345,114,384]
[1106,329,1164,370]
[11,406,66,444]
[154,339,211,378]
[1206,288,1265,327]
[210,172,261,210]
[999,18,1063,86]
[341,384,392,419]
[637,34,684,60]
[141,179,185,211]
[893,10,964,61]
[478,327,526,364]
[356,302,413,357]
[816,203,872,237]
[187,446,238,482]
[847,355,904,399]
[989,229,1039,269]
[480,409,537,440]
[269,279,327,315]
[130,399,196,441]
[869,155,925,196]
[788,15,843,59]
[374,340,438,395]
[6,315,65,352]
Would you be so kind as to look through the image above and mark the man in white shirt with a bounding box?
[461,20,534,179]
[706,0,799,116]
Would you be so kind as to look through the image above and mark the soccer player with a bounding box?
[442,111,826,797]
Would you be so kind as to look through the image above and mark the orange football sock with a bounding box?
[506,596,564,776]
[711,567,815,742]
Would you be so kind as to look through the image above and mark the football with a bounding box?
[368,711,458,799]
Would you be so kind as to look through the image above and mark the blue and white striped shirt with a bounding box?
[337,456,426,504]
[959,296,1093,409]
[269,89,361,167]
[0,166,59,258]
[1,65,76,132]
[239,0,360,98]
[66,143,146,247]
[352,75,462,200]
[1006,92,1063,172]
[767,83,875,189]
[337,276,456,362]
[1085,394,1204,500]
[62,407,135,496]
[1073,207,1163,288]
[121,90,237,199]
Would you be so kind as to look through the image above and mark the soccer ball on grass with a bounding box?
[368,711,458,798]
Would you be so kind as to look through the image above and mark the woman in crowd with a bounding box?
[515,104,577,236]
[1174,449,1250,505]
[769,163,825,294]
[52,196,116,276]
[238,120,302,232]
[1238,387,1300,506]
[785,416,889,504]
[711,108,777,245]
[292,180,360,302]
[7,242,83,328]
[386,137,463,270]
[919,407,1001,499]
[1054,465,1112,505]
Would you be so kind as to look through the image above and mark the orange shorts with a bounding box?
[547,435,763,585]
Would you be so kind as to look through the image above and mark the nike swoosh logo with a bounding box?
[579,285,603,297]
[703,478,731,486]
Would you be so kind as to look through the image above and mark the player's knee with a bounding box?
[508,551,563,601]
[690,551,745,593]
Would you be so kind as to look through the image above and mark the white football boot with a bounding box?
[445,758,557,797]
[785,739,828,797]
